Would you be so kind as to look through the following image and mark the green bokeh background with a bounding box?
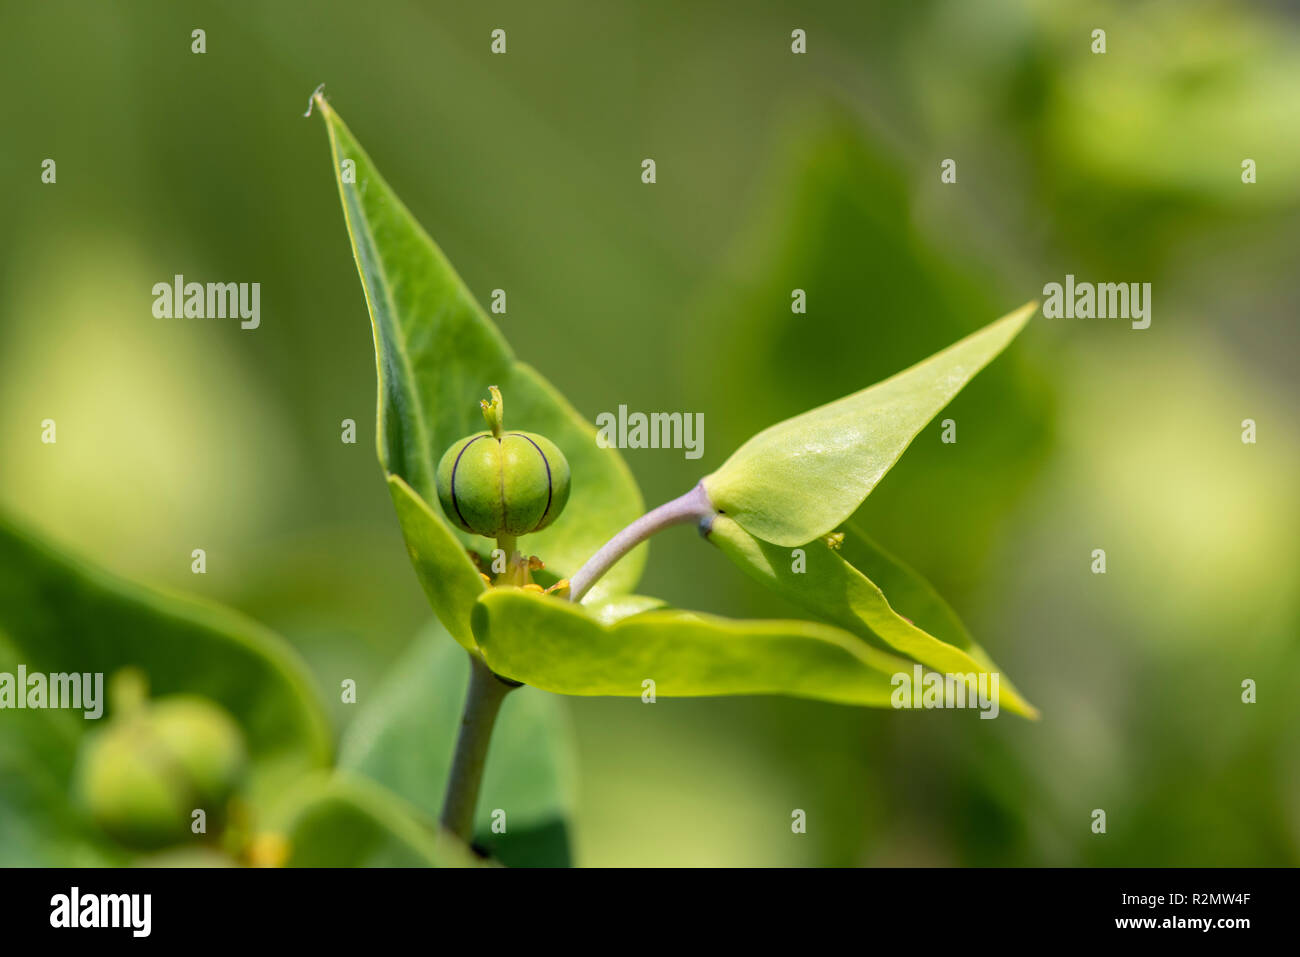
[2,0,1297,865]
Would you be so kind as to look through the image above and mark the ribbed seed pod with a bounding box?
[436,430,571,537]
[75,694,248,850]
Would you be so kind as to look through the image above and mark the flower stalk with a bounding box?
[567,481,716,602]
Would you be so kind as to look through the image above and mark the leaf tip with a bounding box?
[1005,690,1041,721]
[303,83,327,119]
[1013,298,1039,325]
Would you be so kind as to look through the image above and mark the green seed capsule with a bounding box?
[436,430,571,537]
[76,694,247,850]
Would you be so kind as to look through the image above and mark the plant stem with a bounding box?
[568,481,715,602]
[495,533,519,584]
[440,654,517,843]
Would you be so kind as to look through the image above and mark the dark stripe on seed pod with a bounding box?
[510,432,553,531]
[449,434,490,530]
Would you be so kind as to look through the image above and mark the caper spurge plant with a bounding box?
[313,92,1039,847]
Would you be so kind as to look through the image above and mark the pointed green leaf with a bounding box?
[316,97,645,600]
[339,622,577,867]
[703,302,1037,547]
[388,475,485,650]
[273,774,483,868]
[707,515,1037,718]
[472,588,912,707]
[0,514,333,830]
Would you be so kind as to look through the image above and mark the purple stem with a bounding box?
[568,481,716,603]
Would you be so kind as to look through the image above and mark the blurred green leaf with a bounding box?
[276,774,482,867]
[473,588,911,706]
[703,302,1037,547]
[0,634,124,866]
[133,847,240,867]
[338,622,577,866]
[1046,6,1300,204]
[316,97,645,601]
[707,515,1036,718]
[0,512,332,862]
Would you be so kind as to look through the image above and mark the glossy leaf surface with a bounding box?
[703,302,1037,547]
[472,588,911,707]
